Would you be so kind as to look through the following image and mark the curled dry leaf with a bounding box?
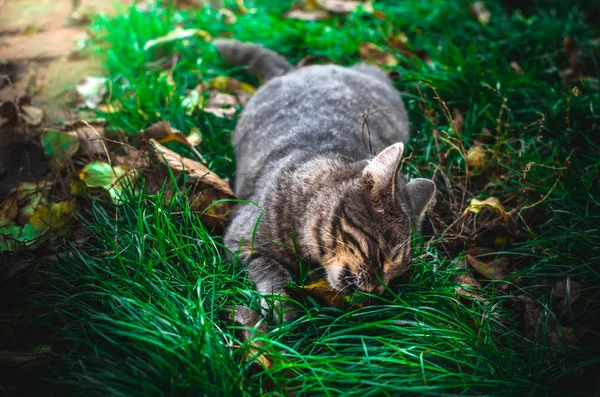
[359,42,398,67]
[149,140,235,229]
[466,142,487,169]
[520,296,578,347]
[469,2,491,25]
[20,105,44,126]
[298,279,364,309]
[143,28,211,51]
[76,76,108,109]
[465,197,514,226]
[510,61,524,74]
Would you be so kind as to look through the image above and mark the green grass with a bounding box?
[17,0,600,395]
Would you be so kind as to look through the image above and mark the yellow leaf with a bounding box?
[29,200,75,234]
[358,42,398,66]
[466,197,506,215]
[466,143,487,169]
[0,200,18,227]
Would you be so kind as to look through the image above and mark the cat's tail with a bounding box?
[214,39,294,82]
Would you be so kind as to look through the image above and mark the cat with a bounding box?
[215,39,435,318]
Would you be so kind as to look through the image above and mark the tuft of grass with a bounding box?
[15,0,600,395]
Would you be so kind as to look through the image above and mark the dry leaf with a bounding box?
[560,35,581,84]
[19,105,44,126]
[510,61,524,74]
[466,197,507,216]
[317,0,373,14]
[70,121,106,158]
[203,91,237,119]
[453,258,487,302]
[452,108,464,132]
[521,296,578,347]
[466,251,509,280]
[143,28,211,51]
[284,9,330,21]
[139,121,206,163]
[209,76,256,105]
[466,142,487,169]
[358,42,398,67]
[553,279,581,301]
[149,140,235,229]
[470,2,491,25]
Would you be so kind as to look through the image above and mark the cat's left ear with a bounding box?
[406,178,436,224]
[363,142,404,212]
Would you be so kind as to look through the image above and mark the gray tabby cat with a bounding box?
[216,40,435,315]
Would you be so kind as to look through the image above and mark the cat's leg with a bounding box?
[246,256,295,322]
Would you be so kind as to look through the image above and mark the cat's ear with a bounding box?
[362,142,404,212]
[406,178,436,223]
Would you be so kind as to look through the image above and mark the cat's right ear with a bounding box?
[362,142,404,212]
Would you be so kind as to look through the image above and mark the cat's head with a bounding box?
[315,142,435,294]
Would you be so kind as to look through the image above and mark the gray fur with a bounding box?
[217,40,435,315]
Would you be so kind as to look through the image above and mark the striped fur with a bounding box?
[217,40,436,314]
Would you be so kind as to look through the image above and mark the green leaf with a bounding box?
[42,130,80,169]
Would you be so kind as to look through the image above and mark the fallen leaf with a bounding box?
[466,142,487,169]
[466,250,509,280]
[149,140,235,229]
[388,34,432,66]
[1,200,74,252]
[41,130,80,170]
[143,28,211,51]
[469,2,491,25]
[452,108,464,132]
[182,86,203,115]
[19,105,44,126]
[359,42,398,67]
[77,76,108,109]
[284,9,330,20]
[0,345,51,370]
[296,279,366,309]
[138,121,206,163]
[0,200,18,227]
[465,197,508,218]
[510,61,524,74]
[72,161,134,203]
[453,258,487,302]
[317,0,373,14]
[70,121,106,158]
[560,35,581,84]
[29,200,75,235]
[553,279,581,301]
[203,91,237,119]
[210,76,256,105]
[520,296,578,348]
[217,8,237,24]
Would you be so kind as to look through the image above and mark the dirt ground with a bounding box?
[0,0,132,123]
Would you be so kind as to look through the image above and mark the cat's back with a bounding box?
[233,64,407,147]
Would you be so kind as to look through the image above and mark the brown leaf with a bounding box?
[358,42,398,67]
[453,258,488,303]
[203,91,238,119]
[466,142,487,169]
[466,250,509,280]
[298,279,364,309]
[552,279,581,301]
[139,121,206,163]
[317,0,373,14]
[70,121,106,158]
[19,105,44,126]
[510,61,524,74]
[520,296,578,347]
[452,108,464,132]
[284,9,330,21]
[469,2,491,25]
[149,140,235,229]
[209,76,256,106]
[560,35,582,84]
